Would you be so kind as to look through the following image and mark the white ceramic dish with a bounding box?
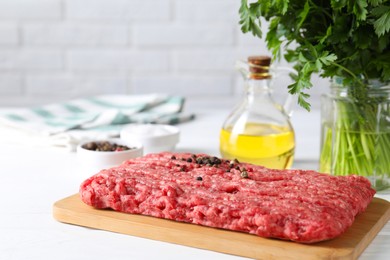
[120,124,180,154]
[77,138,143,177]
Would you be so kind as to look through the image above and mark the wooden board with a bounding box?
[53,194,390,260]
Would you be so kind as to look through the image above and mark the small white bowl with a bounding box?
[120,124,180,154]
[77,138,143,177]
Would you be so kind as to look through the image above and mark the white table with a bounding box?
[1,103,389,260]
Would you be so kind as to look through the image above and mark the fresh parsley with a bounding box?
[239,0,390,111]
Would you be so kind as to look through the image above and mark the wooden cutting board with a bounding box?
[53,194,390,260]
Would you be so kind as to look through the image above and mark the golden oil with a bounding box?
[219,123,295,169]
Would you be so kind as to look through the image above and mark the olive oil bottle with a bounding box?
[220,56,295,169]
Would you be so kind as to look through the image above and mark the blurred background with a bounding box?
[0,0,326,109]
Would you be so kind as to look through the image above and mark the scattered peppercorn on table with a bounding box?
[0,102,389,260]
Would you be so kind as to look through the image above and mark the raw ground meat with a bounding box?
[79,152,376,243]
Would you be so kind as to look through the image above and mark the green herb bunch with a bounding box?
[239,0,390,111]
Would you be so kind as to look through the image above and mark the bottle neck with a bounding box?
[245,77,272,100]
[243,77,274,107]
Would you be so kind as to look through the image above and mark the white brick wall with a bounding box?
[134,24,234,46]
[0,73,22,94]
[24,23,129,46]
[0,0,61,20]
[175,0,237,22]
[133,75,233,96]
[0,24,19,45]
[0,0,324,107]
[0,50,63,70]
[66,0,171,22]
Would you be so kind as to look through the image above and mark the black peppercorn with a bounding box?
[82,141,132,152]
[202,157,210,164]
[209,157,216,164]
[229,162,235,168]
[196,176,203,181]
[84,142,97,150]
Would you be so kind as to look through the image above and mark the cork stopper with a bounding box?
[248,56,271,79]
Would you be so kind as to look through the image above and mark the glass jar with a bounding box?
[320,77,390,191]
[219,56,295,169]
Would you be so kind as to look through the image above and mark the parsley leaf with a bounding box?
[239,0,262,38]
[372,6,390,36]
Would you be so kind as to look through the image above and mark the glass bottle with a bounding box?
[320,77,390,191]
[219,56,295,169]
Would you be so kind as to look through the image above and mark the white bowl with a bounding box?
[77,138,143,177]
[120,124,180,154]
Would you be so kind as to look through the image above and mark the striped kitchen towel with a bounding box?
[0,94,195,151]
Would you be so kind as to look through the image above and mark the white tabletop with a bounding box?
[0,102,389,260]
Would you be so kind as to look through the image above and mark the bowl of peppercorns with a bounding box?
[77,138,143,177]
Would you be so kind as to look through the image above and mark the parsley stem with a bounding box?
[329,62,364,86]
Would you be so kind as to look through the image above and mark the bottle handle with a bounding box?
[283,93,295,118]
[235,60,250,79]
[271,66,296,117]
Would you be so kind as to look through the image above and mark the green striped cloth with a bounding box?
[0,94,194,151]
